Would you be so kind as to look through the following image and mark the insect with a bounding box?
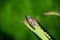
[23,15,54,40]
[25,14,36,29]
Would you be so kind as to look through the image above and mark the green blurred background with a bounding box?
[0,0,60,40]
